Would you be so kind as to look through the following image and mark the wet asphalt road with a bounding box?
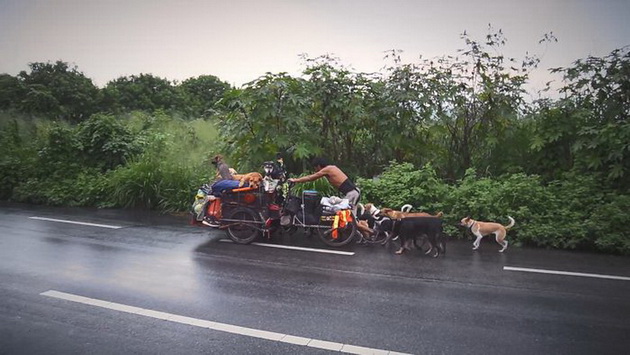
[1,202,629,355]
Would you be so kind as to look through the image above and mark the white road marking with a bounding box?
[219,239,355,256]
[29,216,122,229]
[504,266,630,281]
[41,290,409,355]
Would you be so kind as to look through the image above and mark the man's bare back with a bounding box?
[290,165,348,188]
[288,158,360,214]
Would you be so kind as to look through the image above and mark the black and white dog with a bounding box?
[263,159,288,206]
[377,216,446,257]
[262,159,286,181]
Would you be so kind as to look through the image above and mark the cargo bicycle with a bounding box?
[192,167,358,247]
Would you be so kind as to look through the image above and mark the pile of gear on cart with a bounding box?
[191,157,358,247]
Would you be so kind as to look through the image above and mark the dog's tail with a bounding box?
[505,216,515,229]
[401,204,413,212]
[436,211,444,218]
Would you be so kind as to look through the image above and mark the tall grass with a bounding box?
[107,111,220,211]
[1,110,222,211]
[108,157,204,212]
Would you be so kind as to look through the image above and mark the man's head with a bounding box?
[311,157,330,171]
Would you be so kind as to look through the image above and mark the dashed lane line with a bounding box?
[504,266,630,281]
[29,216,123,229]
[41,290,409,355]
[219,239,355,256]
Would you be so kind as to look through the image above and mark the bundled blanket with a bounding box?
[320,196,350,212]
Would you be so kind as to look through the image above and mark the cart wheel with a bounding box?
[365,229,389,245]
[226,207,262,244]
[317,219,357,247]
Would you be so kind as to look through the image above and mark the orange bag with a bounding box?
[206,198,222,220]
[331,210,352,239]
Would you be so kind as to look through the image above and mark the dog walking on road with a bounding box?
[460,216,515,252]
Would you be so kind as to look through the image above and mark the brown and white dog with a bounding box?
[232,172,263,189]
[460,216,515,252]
[380,207,443,219]
[362,203,380,217]
[356,203,380,239]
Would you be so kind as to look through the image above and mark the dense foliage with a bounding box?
[359,163,628,254]
[2,111,217,211]
[0,28,628,254]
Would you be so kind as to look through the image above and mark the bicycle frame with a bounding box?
[280,182,358,246]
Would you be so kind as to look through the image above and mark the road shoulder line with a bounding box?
[41,290,408,354]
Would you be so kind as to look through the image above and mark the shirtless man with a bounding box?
[288,157,361,214]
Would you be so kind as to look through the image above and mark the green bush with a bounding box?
[76,113,142,172]
[357,162,450,214]
[588,194,630,254]
[0,119,37,199]
[357,162,629,254]
[35,121,83,180]
[518,173,602,250]
[12,169,110,207]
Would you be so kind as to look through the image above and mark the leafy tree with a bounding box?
[409,26,555,179]
[177,75,231,118]
[219,57,381,177]
[550,46,630,189]
[17,61,99,122]
[527,100,585,179]
[301,54,374,172]
[219,73,312,171]
[0,74,24,111]
[101,74,182,113]
[377,51,435,167]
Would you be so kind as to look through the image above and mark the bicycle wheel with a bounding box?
[317,216,357,247]
[225,207,262,244]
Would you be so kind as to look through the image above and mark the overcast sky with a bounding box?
[1,0,628,94]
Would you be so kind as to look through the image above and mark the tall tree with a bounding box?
[219,73,311,171]
[546,46,630,189]
[17,61,99,122]
[177,75,231,118]
[101,74,182,113]
[410,27,554,179]
[378,50,436,168]
[302,54,375,175]
[0,74,24,111]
